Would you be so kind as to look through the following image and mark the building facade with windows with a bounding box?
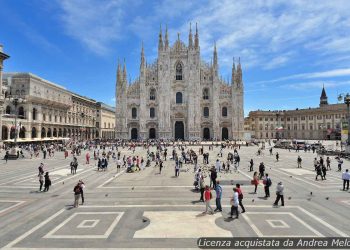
[96,102,116,139]
[1,72,99,141]
[245,87,345,140]
[115,25,244,140]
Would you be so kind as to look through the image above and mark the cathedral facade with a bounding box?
[115,24,244,140]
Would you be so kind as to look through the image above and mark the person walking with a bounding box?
[215,159,221,172]
[273,182,284,206]
[204,185,214,214]
[276,152,279,162]
[342,169,350,191]
[315,164,324,180]
[73,183,81,208]
[259,162,265,179]
[326,157,331,170]
[252,171,259,194]
[4,150,9,163]
[297,156,302,168]
[214,180,222,212]
[236,183,245,213]
[43,172,51,192]
[263,173,272,198]
[38,172,44,191]
[337,157,343,172]
[229,188,239,219]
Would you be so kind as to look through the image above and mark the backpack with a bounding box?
[267,178,272,187]
[74,186,80,193]
[238,193,243,200]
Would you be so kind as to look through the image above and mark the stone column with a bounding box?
[0,45,10,143]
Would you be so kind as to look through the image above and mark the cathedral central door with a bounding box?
[131,128,138,140]
[174,121,184,140]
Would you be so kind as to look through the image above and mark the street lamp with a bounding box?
[5,94,26,152]
[338,93,350,150]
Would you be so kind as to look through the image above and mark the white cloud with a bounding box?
[285,80,350,90]
[57,0,126,55]
[253,68,350,84]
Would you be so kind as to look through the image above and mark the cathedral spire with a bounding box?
[235,57,243,88]
[123,58,127,84]
[188,23,193,48]
[165,24,169,49]
[158,24,163,51]
[194,22,199,49]
[213,42,218,67]
[231,57,236,85]
[320,84,328,106]
[116,58,121,86]
[140,42,145,68]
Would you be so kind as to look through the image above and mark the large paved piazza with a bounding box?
[0,144,349,249]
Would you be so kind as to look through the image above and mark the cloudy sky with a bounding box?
[1,0,350,115]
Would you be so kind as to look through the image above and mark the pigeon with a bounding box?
[326,197,329,200]
[288,197,291,200]
[105,194,108,197]
[290,176,292,178]
[310,192,313,196]
[131,187,135,190]
[62,182,64,185]
[252,199,255,202]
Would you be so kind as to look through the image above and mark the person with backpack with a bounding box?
[73,183,81,208]
[315,164,324,180]
[43,172,51,192]
[297,156,302,168]
[236,183,245,213]
[263,173,272,198]
[203,185,214,214]
[214,180,222,212]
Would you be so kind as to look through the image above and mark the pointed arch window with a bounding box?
[203,107,209,117]
[222,107,227,117]
[175,62,183,80]
[176,92,183,104]
[132,107,137,119]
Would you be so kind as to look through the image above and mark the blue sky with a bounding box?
[1,0,350,116]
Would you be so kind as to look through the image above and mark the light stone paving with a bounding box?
[0,143,349,249]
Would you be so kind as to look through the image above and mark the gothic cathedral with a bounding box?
[115,24,244,140]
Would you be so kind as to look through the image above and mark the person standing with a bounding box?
[73,183,81,208]
[43,172,51,192]
[38,172,44,191]
[215,159,221,172]
[214,181,222,212]
[252,171,259,194]
[264,174,272,198]
[321,164,327,180]
[273,182,284,206]
[297,156,302,168]
[342,169,350,191]
[337,157,343,172]
[175,160,180,177]
[276,152,279,162]
[249,159,254,172]
[199,176,205,202]
[159,159,163,174]
[236,184,245,213]
[86,152,90,164]
[229,188,239,219]
[259,162,265,179]
[204,185,214,214]
[4,150,9,163]
[210,168,217,189]
[79,180,85,205]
